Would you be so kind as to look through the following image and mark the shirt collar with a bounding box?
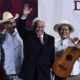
[60,38,71,45]
[61,38,71,42]
[37,34,44,39]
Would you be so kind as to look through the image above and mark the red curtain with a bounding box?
[0,0,38,30]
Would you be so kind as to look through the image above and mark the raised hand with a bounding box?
[75,44,80,49]
[22,4,32,18]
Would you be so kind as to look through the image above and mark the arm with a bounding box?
[50,37,55,67]
[17,4,32,39]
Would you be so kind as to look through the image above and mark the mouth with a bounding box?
[63,34,67,36]
[61,33,68,37]
[62,32,68,36]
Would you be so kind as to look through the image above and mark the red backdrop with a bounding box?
[0,0,38,30]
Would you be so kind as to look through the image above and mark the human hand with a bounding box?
[71,37,79,44]
[22,4,32,18]
[75,44,80,49]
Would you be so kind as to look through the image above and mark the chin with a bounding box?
[37,33,42,36]
[61,36,67,39]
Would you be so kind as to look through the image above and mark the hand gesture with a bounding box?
[22,4,32,18]
[75,44,80,49]
[71,37,79,44]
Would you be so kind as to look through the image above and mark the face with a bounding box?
[59,26,71,39]
[34,21,45,36]
[4,20,16,33]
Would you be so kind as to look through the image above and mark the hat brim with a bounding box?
[0,13,19,24]
[54,23,74,32]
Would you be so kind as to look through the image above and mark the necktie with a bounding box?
[39,36,42,44]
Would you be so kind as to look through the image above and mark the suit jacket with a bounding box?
[17,19,55,80]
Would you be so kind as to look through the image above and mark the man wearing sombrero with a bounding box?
[0,11,23,80]
[53,20,80,80]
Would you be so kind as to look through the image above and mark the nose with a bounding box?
[63,30,65,33]
[12,22,16,26]
[38,27,42,31]
[62,30,66,33]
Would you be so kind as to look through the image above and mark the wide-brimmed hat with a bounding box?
[54,20,74,32]
[0,11,19,24]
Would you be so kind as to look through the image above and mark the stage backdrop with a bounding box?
[0,0,38,30]
[0,0,80,39]
[38,0,80,39]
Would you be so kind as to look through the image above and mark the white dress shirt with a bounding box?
[55,38,80,75]
[1,29,23,75]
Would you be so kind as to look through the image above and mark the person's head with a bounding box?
[54,20,74,39]
[32,18,45,36]
[3,20,16,33]
[0,11,19,34]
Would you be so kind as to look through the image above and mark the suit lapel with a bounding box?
[31,32,43,55]
[43,33,46,45]
[37,33,49,56]
[31,32,49,56]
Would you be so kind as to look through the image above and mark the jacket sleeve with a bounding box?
[50,37,55,68]
[17,18,30,40]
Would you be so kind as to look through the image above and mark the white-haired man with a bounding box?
[0,12,23,80]
[17,4,55,80]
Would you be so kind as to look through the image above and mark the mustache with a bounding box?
[7,26,16,32]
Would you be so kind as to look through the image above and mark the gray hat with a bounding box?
[54,20,74,32]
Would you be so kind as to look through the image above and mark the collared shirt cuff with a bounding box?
[21,16,27,20]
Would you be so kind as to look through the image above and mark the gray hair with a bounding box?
[32,17,44,27]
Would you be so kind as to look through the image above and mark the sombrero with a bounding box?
[0,11,19,24]
[54,20,74,32]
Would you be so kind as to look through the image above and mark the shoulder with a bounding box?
[55,39,60,43]
[24,28,34,37]
[44,33,55,43]
[45,33,55,40]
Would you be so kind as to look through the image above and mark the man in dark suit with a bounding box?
[17,4,55,80]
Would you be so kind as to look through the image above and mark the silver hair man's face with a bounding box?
[34,21,45,36]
